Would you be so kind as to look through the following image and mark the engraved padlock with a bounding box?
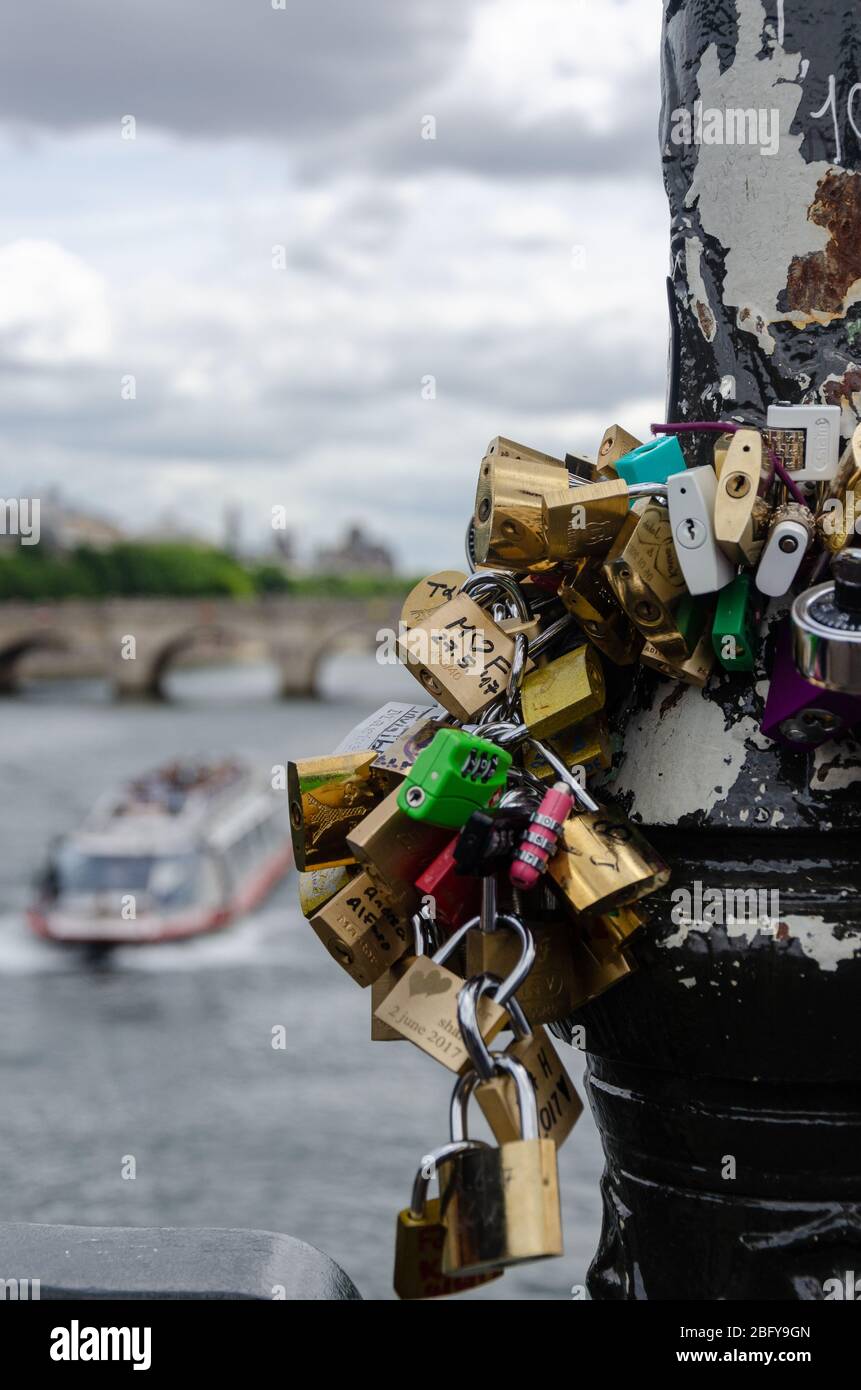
[287,751,390,871]
[393,1139,503,1299]
[519,643,606,738]
[398,587,523,722]
[372,908,439,1042]
[439,1055,563,1275]
[371,911,534,1071]
[457,976,583,1148]
[400,571,468,629]
[309,870,409,987]
[464,916,581,1026]
[602,500,689,659]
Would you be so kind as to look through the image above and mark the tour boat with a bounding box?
[27,758,293,945]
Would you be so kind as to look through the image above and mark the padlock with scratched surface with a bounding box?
[547,795,670,916]
[308,870,409,987]
[372,911,533,1071]
[440,1055,563,1275]
[602,499,690,659]
[287,751,390,871]
[558,557,642,666]
[519,643,605,739]
[398,589,523,722]
[393,1139,503,1299]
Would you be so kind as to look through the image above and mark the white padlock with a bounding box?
[755,504,814,598]
[666,466,735,595]
[766,404,841,482]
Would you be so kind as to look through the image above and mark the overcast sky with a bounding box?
[0,0,668,570]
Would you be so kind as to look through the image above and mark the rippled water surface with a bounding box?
[0,656,604,1300]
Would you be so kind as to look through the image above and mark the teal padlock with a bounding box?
[615,434,687,492]
[397,728,511,829]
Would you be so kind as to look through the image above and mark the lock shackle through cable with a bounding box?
[457,972,532,1083]
[459,570,532,622]
[433,912,535,1005]
[450,1052,539,1143]
[526,737,600,812]
[409,1139,488,1218]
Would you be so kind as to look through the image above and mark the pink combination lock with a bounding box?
[509,780,575,890]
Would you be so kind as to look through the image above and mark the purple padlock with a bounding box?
[762,622,861,747]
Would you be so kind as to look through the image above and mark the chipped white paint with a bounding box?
[662,913,859,970]
[677,0,845,348]
[719,374,737,400]
[612,683,759,823]
[684,236,717,341]
[811,736,861,790]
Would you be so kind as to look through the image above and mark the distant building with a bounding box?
[35,491,126,552]
[314,523,394,575]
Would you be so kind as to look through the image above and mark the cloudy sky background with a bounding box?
[0,0,669,571]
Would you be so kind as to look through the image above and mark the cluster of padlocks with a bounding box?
[289,412,861,1299]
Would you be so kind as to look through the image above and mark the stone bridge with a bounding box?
[0,596,403,699]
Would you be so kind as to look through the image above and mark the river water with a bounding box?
[0,655,604,1301]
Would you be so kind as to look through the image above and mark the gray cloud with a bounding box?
[0,0,474,139]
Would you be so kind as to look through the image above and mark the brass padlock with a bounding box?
[371,910,439,1041]
[287,752,389,871]
[398,590,521,722]
[567,923,636,1001]
[519,644,605,738]
[817,424,861,554]
[465,918,581,1026]
[558,557,642,666]
[440,1055,563,1275]
[346,786,449,908]
[309,870,408,987]
[548,807,670,914]
[486,436,564,466]
[372,910,531,1070]
[297,865,351,918]
[393,1141,503,1299]
[714,428,772,566]
[472,449,571,570]
[400,571,467,629]
[595,424,642,480]
[522,717,612,780]
[602,500,689,659]
[476,1026,583,1150]
[581,903,646,952]
[641,624,716,687]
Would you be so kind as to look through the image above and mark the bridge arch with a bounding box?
[303,622,390,700]
[0,632,72,693]
[146,624,256,699]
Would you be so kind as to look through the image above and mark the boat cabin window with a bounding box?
[52,848,204,909]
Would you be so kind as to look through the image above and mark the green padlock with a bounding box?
[397,728,511,829]
[712,574,758,672]
[675,592,711,657]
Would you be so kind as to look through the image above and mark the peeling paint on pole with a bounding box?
[663,0,861,428]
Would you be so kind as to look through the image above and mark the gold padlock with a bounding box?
[472,449,570,570]
[558,557,643,666]
[346,786,449,908]
[373,956,508,1072]
[287,752,389,871]
[297,865,352,918]
[641,625,716,687]
[393,1141,503,1299]
[580,903,646,951]
[309,871,409,987]
[475,1026,583,1149]
[568,924,636,1001]
[519,643,605,738]
[817,424,861,554]
[400,571,467,629]
[714,428,772,565]
[595,424,642,480]
[522,717,612,780]
[548,807,670,915]
[602,500,689,659]
[465,919,580,1026]
[441,1056,563,1275]
[398,590,521,722]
